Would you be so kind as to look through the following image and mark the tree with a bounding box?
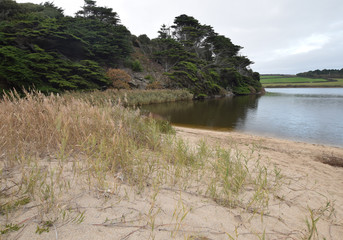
[171,14,215,57]
[158,24,171,39]
[151,38,189,72]
[205,35,242,65]
[0,0,23,20]
[0,0,133,94]
[76,0,119,26]
[64,17,132,66]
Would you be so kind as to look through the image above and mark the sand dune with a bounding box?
[5,127,343,240]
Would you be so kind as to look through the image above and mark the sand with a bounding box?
[5,127,343,240]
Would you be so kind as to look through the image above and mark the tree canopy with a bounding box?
[0,1,261,97]
[0,0,132,93]
[137,14,261,96]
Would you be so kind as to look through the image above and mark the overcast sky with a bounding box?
[17,0,343,74]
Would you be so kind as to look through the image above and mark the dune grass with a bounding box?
[0,90,333,239]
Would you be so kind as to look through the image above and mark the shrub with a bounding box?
[144,75,154,81]
[106,68,131,89]
[131,60,143,72]
[146,81,163,90]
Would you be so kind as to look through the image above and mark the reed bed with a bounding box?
[65,89,193,107]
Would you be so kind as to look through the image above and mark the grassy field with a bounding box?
[261,75,343,87]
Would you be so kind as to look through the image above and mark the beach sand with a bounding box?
[5,127,343,240]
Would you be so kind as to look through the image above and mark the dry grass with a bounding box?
[0,90,169,235]
[66,89,193,107]
[0,90,336,239]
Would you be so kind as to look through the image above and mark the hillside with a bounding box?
[0,0,262,97]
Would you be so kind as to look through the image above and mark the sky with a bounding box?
[16,0,343,74]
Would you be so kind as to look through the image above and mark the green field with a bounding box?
[261,75,343,87]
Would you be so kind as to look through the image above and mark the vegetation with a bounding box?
[1,90,338,239]
[261,75,343,87]
[0,90,284,238]
[65,89,193,106]
[137,15,261,96]
[0,0,131,94]
[297,68,343,78]
[0,0,261,97]
[106,68,131,89]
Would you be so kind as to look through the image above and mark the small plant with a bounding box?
[36,221,53,235]
[72,211,86,224]
[303,201,335,240]
[171,193,190,238]
[0,223,23,235]
[144,75,153,81]
[0,197,31,215]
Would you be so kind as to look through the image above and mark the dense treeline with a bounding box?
[0,0,261,96]
[0,0,131,93]
[297,68,343,78]
[135,15,261,96]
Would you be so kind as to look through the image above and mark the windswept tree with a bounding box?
[144,14,261,96]
[204,35,242,65]
[76,0,120,26]
[171,14,215,57]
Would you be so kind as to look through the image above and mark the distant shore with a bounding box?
[263,85,343,88]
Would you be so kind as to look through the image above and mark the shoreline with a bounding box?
[174,126,343,239]
[173,124,343,149]
[263,85,343,88]
[174,126,343,167]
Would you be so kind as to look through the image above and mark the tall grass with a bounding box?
[65,89,193,107]
[1,90,286,238]
[0,90,170,229]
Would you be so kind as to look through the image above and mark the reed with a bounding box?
[65,89,193,107]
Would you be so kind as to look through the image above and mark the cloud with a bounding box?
[274,34,331,57]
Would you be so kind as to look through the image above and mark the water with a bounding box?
[141,88,343,147]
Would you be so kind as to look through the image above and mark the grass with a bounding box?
[0,89,337,239]
[261,77,327,84]
[261,75,343,87]
[65,88,193,107]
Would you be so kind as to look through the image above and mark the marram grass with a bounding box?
[0,89,321,239]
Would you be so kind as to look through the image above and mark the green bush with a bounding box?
[131,59,143,72]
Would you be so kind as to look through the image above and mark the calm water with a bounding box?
[141,88,343,147]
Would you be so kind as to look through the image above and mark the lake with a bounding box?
[141,88,343,147]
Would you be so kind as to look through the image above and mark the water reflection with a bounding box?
[141,95,261,130]
[141,88,343,146]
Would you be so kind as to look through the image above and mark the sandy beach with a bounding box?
[4,127,343,240]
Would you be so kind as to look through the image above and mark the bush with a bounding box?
[131,60,143,72]
[146,81,163,90]
[106,68,131,89]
